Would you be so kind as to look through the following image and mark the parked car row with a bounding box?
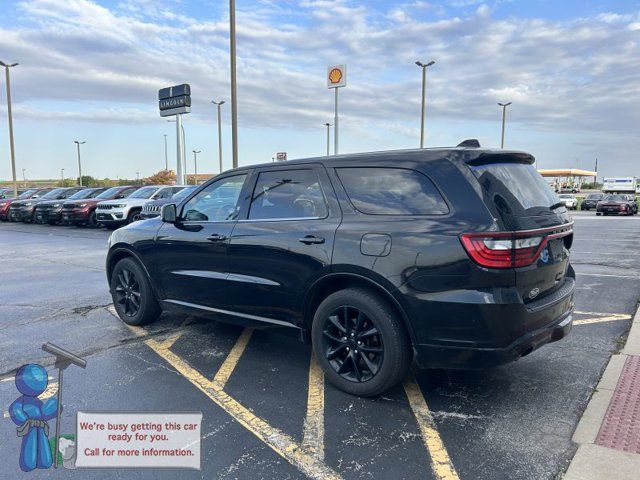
[556,192,638,215]
[0,185,193,228]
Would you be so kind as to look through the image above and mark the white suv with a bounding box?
[96,185,185,228]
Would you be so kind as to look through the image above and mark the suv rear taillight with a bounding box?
[460,224,573,269]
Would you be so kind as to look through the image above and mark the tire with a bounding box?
[86,211,98,228]
[311,288,411,397]
[110,257,161,326]
[127,209,141,224]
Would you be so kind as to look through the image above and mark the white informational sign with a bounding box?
[327,64,347,89]
[276,152,287,161]
[75,412,202,469]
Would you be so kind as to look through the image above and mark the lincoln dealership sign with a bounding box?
[159,84,191,117]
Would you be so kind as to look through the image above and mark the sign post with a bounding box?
[327,65,346,155]
[159,84,191,185]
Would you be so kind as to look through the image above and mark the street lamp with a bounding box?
[212,100,225,174]
[61,168,65,185]
[163,134,168,171]
[136,171,140,184]
[323,123,332,156]
[192,150,201,185]
[74,141,86,186]
[21,168,26,187]
[0,60,19,197]
[415,60,435,149]
[229,0,238,169]
[498,102,512,149]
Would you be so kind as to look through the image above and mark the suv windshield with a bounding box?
[470,162,560,216]
[41,188,66,199]
[604,195,626,202]
[97,187,124,199]
[172,187,196,200]
[18,189,37,199]
[587,194,603,200]
[559,194,573,199]
[68,188,100,200]
[129,187,159,199]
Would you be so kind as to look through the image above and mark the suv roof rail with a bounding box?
[457,139,481,148]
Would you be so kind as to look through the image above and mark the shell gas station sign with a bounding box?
[327,64,347,89]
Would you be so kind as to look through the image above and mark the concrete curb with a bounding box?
[565,304,640,479]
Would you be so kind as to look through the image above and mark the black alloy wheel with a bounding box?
[87,211,98,228]
[114,268,141,318]
[312,288,411,397]
[322,305,384,383]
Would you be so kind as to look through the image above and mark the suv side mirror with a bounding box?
[162,203,177,223]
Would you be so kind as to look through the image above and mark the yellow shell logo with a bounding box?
[329,68,343,84]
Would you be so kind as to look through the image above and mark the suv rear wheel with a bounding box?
[110,257,161,325]
[311,288,411,397]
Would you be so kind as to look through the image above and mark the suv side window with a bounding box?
[154,188,173,200]
[181,174,247,222]
[248,169,328,220]
[336,167,449,215]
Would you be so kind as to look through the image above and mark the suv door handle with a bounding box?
[207,234,228,242]
[299,235,325,245]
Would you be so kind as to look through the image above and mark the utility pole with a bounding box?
[163,134,168,170]
[324,123,332,156]
[61,168,65,185]
[212,100,225,173]
[415,60,435,149]
[74,140,86,186]
[136,171,140,184]
[229,0,238,169]
[1,61,19,197]
[21,168,26,187]
[498,102,512,149]
[192,150,201,185]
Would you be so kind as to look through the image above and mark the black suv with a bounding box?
[106,145,575,396]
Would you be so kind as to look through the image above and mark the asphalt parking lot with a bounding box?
[1,210,638,479]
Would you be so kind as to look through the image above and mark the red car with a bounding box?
[596,194,638,216]
[0,188,52,221]
[61,185,138,227]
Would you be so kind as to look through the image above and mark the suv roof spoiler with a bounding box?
[465,151,535,166]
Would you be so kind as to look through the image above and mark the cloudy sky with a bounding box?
[0,0,638,180]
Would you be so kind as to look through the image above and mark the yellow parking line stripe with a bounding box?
[404,377,460,480]
[574,310,630,318]
[302,353,325,461]
[145,337,342,480]
[158,331,184,350]
[212,328,253,388]
[574,315,631,326]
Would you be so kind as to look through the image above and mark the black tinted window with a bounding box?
[470,163,559,216]
[182,175,246,222]
[336,167,448,215]
[248,169,327,220]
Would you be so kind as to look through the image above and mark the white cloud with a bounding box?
[0,0,638,171]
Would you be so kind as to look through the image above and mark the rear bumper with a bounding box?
[414,310,572,369]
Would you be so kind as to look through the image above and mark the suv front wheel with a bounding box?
[110,257,161,325]
[311,288,411,397]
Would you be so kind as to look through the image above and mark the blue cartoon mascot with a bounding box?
[9,364,58,472]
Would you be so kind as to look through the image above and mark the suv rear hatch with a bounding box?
[461,152,573,303]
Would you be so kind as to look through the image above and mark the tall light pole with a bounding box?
[324,123,332,156]
[21,168,26,187]
[1,61,19,197]
[498,102,512,149]
[166,119,186,182]
[212,100,225,173]
[163,134,168,170]
[74,140,86,186]
[61,168,65,185]
[136,171,140,184]
[192,150,201,185]
[229,0,239,169]
[415,60,435,149]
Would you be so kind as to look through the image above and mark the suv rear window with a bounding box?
[470,163,559,216]
[336,167,448,215]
